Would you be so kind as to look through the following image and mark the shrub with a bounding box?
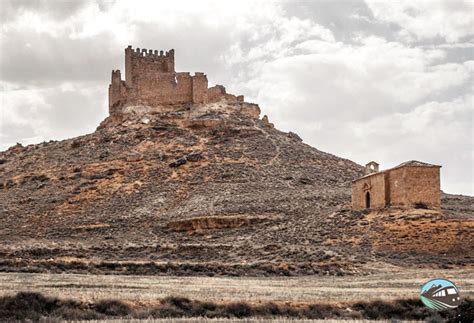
[0,292,60,320]
[0,291,471,321]
[162,296,193,311]
[255,302,281,316]
[51,307,102,320]
[94,299,130,316]
[224,302,252,318]
[150,303,185,317]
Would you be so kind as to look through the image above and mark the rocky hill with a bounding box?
[0,101,473,276]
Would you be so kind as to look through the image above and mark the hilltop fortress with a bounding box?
[109,46,259,117]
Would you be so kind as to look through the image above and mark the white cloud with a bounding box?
[365,0,474,43]
[246,37,470,122]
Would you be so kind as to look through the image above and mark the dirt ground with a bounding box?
[1,267,472,304]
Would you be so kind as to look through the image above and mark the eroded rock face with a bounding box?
[0,101,472,276]
[167,214,283,233]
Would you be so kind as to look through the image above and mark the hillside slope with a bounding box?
[1,102,473,275]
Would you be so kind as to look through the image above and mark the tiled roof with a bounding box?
[353,160,441,182]
[394,160,438,168]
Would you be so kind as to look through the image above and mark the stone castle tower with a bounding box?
[109,46,260,116]
[109,46,210,114]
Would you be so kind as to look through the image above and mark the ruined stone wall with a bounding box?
[108,70,128,114]
[207,85,246,104]
[240,103,261,119]
[207,85,226,103]
[192,73,208,104]
[352,172,386,210]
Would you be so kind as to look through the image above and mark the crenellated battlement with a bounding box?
[108,46,258,117]
[127,45,174,58]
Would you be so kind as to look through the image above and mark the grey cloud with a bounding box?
[42,85,107,134]
[133,21,235,85]
[282,0,400,42]
[0,0,90,23]
[0,31,120,85]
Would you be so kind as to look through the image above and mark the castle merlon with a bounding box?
[126,45,174,58]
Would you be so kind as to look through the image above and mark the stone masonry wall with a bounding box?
[403,167,441,209]
[352,165,441,210]
[126,47,175,85]
[352,172,386,209]
[386,166,406,207]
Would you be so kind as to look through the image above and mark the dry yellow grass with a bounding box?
[0,267,472,304]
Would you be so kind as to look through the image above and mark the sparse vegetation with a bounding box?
[0,292,471,321]
[0,258,353,276]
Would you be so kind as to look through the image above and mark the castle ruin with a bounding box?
[109,46,254,114]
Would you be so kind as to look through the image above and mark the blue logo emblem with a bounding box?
[420,279,461,311]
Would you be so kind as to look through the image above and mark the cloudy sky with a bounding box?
[0,0,473,194]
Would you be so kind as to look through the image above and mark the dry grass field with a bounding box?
[1,267,473,304]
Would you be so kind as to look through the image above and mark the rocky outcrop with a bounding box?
[167,214,282,233]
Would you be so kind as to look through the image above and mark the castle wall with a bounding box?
[108,70,128,114]
[109,72,210,109]
[207,85,226,103]
[134,72,191,105]
[192,73,208,103]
